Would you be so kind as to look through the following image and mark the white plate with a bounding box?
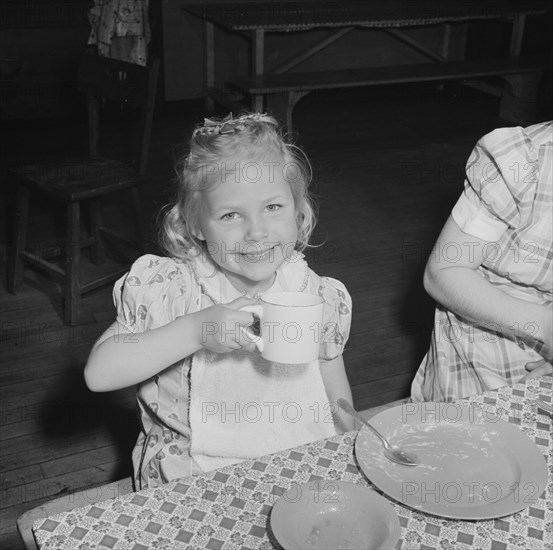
[270,480,400,549]
[355,402,548,519]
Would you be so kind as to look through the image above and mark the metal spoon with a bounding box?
[337,398,418,467]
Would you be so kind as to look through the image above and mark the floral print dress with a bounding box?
[112,251,352,488]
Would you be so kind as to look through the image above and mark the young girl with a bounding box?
[85,112,354,489]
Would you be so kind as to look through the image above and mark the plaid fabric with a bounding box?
[33,378,552,550]
[412,122,552,402]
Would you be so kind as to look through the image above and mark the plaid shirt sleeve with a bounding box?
[451,126,544,242]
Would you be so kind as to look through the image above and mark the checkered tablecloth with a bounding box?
[33,378,552,549]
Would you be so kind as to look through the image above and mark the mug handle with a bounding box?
[239,305,264,352]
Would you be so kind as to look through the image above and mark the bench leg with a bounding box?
[266,91,309,133]
[499,72,541,126]
[251,29,264,113]
[8,184,29,294]
[205,21,215,112]
[65,201,82,325]
[130,187,146,254]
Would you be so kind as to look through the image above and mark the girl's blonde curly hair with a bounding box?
[159,113,317,259]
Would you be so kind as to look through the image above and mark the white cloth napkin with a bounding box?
[188,251,336,471]
[189,348,337,472]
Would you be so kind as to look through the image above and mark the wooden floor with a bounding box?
[0,82,549,548]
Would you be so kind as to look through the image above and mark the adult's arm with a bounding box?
[424,215,552,362]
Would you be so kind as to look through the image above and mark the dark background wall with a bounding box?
[2,0,550,116]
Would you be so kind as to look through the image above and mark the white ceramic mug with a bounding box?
[241,292,324,364]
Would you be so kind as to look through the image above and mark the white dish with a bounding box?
[270,480,400,549]
[355,402,548,519]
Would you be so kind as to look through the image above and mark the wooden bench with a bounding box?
[230,56,549,130]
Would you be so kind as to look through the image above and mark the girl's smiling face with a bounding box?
[196,151,299,295]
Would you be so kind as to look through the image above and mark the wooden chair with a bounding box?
[7,52,159,325]
[17,476,134,550]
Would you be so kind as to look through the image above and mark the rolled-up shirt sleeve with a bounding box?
[451,187,509,242]
[451,126,540,242]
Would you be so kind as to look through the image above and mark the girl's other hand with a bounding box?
[533,306,553,364]
[519,306,552,381]
[196,296,259,354]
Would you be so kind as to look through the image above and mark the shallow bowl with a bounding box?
[270,480,400,550]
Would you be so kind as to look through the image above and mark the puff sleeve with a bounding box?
[113,254,195,333]
[316,276,352,361]
[452,127,540,242]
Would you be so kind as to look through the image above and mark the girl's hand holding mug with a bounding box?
[239,292,325,364]
[196,296,259,354]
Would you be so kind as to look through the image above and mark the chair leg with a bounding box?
[89,198,106,264]
[8,184,30,294]
[130,187,146,254]
[64,201,81,325]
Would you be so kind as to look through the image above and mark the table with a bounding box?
[184,1,550,129]
[33,377,552,549]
